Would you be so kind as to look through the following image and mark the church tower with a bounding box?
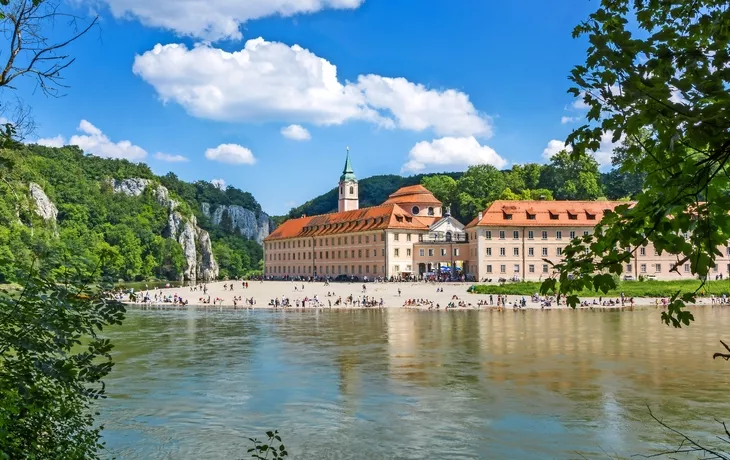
[338,147,359,213]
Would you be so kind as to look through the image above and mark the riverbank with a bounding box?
[470,279,730,297]
[119,280,714,311]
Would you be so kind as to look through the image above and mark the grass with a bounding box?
[468,279,730,298]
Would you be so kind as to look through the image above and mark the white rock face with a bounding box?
[202,203,272,244]
[108,178,151,196]
[108,178,221,281]
[29,182,58,223]
[196,229,219,281]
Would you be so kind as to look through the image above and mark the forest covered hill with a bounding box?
[0,144,268,284]
[280,152,644,225]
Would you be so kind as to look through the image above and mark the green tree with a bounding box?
[499,188,554,201]
[0,269,125,459]
[545,0,730,326]
[538,151,603,200]
[453,165,505,222]
[421,175,457,206]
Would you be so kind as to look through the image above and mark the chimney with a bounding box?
[478,212,483,221]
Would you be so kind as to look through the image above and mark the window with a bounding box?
[569,231,576,239]
[486,231,492,240]
[625,264,632,272]
[407,248,411,256]
[358,235,362,244]
[441,248,447,256]
[727,247,730,256]
[583,231,589,236]
[640,247,646,256]
[358,250,362,257]
[486,265,493,273]
[556,231,562,240]
[527,213,536,220]
[654,249,661,256]
[486,248,492,256]
[351,236,355,244]
[513,231,519,240]
[549,212,558,220]
[366,249,370,257]
[350,186,354,194]
[568,212,577,220]
[504,213,513,220]
[373,265,378,274]
[513,248,519,256]
[394,265,399,273]
[500,248,506,256]
[428,207,435,216]
[542,248,548,257]
[640,264,647,273]
[365,265,370,273]
[365,236,369,243]
[344,250,348,259]
[394,248,399,257]
[337,237,341,245]
[499,231,505,239]
[428,249,434,257]
[514,264,520,272]
[528,231,534,240]
[714,265,719,273]
[453,248,459,256]
[394,233,399,241]
[556,248,563,256]
[359,265,363,274]
[500,265,506,273]
[407,234,412,242]
[528,248,534,257]
[529,264,535,273]
[684,264,690,273]
[381,234,385,242]
[406,265,412,272]
[542,231,548,240]
[412,206,420,215]
[655,263,661,273]
[419,249,425,256]
[542,264,549,273]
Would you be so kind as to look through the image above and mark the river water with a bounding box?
[100,307,730,459]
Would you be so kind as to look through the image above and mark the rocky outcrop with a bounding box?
[201,203,272,244]
[29,182,58,224]
[108,178,219,281]
[108,178,151,196]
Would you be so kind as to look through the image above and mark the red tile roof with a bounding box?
[466,200,632,228]
[383,184,442,205]
[264,203,432,241]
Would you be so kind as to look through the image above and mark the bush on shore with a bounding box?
[468,279,730,298]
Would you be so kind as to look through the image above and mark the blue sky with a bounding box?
[19,0,611,215]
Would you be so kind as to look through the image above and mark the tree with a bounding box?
[454,165,506,222]
[0,267,125,459]
[503,163,543,193]
[0,0,98,138]
[499,188,554,201]
[545,0,730,326]
[538,150,603,200]
[421,175,457,206]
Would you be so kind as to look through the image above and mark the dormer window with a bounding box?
[526,212,536,220]
[549,211,559,220]
[567,210,578,220]
[503,212,513,220]
[586,211,596,220]
[405,216,412,223]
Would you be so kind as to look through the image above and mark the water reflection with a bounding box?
[100,307,730,459]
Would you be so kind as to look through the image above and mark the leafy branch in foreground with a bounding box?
[0,264,125,459]
[246,430,288,460]
[545,0,730,327]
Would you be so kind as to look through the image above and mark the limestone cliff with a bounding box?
[28,182,58,224]
[109,179,220,281]
[201,203,272,244]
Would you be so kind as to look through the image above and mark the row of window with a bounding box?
[485,247,562,257]
[486,263,728,276]
[485,264,548,274]
[269,246,464,261]
[416,248,460,257]
[485,230,589,240]
[267,233,419,251]
[266,264,413,275]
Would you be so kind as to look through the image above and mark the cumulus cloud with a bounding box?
[281,124,311,141]
[401,136,506,173]
[35,135,66,147]
[542,131,622,167]
[91,0,365,41]
[561,116,579,124]
[133,38,492,138]
[69,120,147,160]
[211,178,226,190]
[154,152,189,162]
[542,139,572,160]
[205,143,256,165]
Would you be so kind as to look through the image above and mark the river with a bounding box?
[100,307,730,459]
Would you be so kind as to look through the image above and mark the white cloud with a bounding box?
[91,0,365,41]
[35,135,66,147]
[281,124,311,141]
[154,152,189,162]
[205,143,256,165]
[561,116,579,124]
[211,178,226,190]
[542,139,572,160]
[541,131,622,168]
[69,120,147,160]
[133,38,492,137]
[356,75,492,137]
[401,136,506,173]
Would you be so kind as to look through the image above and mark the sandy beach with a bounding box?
[119,280,701,311]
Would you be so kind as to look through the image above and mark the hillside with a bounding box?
[280,158,644,225]
[0,144,270,283]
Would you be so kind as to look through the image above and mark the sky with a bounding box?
[15,0,619,215]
